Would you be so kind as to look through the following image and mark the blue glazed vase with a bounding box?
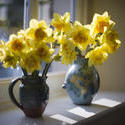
[64,56,100,105]
[9,75,49,118]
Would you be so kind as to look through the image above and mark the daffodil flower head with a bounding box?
[17,29,33,50]
[71,21,93,51]
[85,46,108,66]
[91,11,115,37]
[20,52,41,73]
[2,49,18,68]
[35,43,53,63]
[101,28,121,54]
[59,35,77,65]
[26,19,51,42]
[51,12,71,32]
[7,34,25,55]
[102,41,121,54]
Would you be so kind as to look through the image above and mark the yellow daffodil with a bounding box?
[70,21,93,51]
[17,29,33,50]
[101,28,121,54]
[35,43,53,63]
[59,35,77,65]
[101,41,121,54]
[91,11,115,37]
[51,12,72,32]
[1,49,17,68]
[85,46,108,66]
[7,34,25,55]
[26,19,52,42]
[20,52,41,73]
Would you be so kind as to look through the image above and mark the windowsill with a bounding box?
[0,72,125,125]
[0,91,125,125]
[0,71,66,105]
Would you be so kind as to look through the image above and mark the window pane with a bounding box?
[0,0,24,79]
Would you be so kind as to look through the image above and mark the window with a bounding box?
[0,0,24,79]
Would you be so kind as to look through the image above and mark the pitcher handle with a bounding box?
[8,78,23,109]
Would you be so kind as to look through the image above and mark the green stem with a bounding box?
[42,61,53,79]
[21,68,28,76]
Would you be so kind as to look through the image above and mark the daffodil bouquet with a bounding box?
[0,20,55,78]
[51,11,121,66]
[0,11,121,78]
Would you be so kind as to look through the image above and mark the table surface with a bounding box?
[0,91,125,125]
